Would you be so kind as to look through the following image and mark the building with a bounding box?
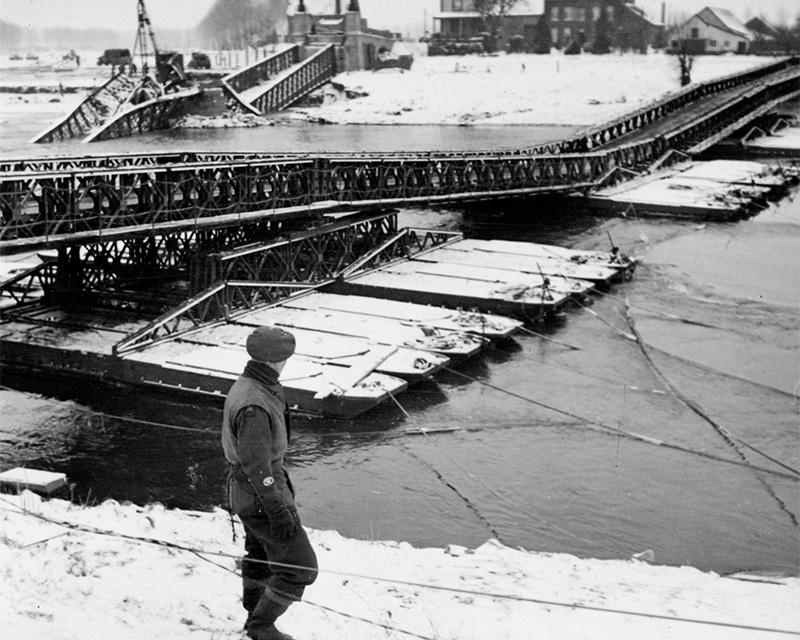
[667,6,752,55]
[287,0,400,71]
[544,0,663,52]
[432,0,543,52]
[745,16,780,55]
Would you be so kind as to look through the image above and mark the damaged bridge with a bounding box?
[1,57,799,264]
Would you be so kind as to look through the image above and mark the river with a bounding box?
[1,105,798,578]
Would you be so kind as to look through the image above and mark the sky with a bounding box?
[0,0,797,36]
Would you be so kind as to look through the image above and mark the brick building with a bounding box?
[433,0,543,52]
[544,0,663,52]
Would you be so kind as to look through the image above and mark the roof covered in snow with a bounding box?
[698,6,751,39]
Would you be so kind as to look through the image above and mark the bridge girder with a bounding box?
[1,57,798,260]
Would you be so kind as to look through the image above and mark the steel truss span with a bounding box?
[0,154,608,250]
[1,57,798,255]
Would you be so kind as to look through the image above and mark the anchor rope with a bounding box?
[2,498,797,638]
[482,329,799,471]
[572,296,637,340]
[622,303,800,527]
[387,384,621,553]
[498,268,800,478]
[439,366,799,482]
[619,302,795,474]
[385,387,519,548]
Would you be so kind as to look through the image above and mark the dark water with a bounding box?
[0,113,575,157]
[1,117,798,577]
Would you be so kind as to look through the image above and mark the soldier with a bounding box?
[222,326,318,640]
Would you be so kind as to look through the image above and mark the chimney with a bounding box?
[661,3,666,24]
[335,0,341,14]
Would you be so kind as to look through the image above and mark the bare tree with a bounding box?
[665,14,695,87]
[197,0,286,49]
[772,10,800,55]
[472,0,520,42]
[593,4,612,54]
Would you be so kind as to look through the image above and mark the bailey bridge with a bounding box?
[1,57,798,309]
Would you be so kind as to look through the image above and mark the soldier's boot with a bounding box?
[244,598,293,640]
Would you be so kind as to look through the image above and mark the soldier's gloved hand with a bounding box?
[264,503,296,539]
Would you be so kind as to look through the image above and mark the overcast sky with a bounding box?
[1,0,797,35]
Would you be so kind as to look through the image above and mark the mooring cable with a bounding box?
[515,324,581,350]
[3,499,798,638]
[439,366,799,482]
[621,303,800,478]
[572,296,637,341]
[386,388,509,545]
[0,384,216,435]
[511,288,800,480]
[622,305,800,527]
[386,388,622,553]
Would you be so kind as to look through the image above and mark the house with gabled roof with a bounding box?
[745,16,782,54]
[745,16,779,41]
[667,6,752,55]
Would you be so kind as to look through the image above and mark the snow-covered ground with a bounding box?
[289,52,781,126]
[2,492,797,640]
[0,50,785,132]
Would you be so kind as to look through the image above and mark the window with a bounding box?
[593,6,601,21]
[564,7,574,21]
[551,6,559,21]
[576,8,585,21]
[709,40,717,46]
[691,27,699,38]
[563,26,572,38]
[551,27,559,43]
[452,0,463,11]
[724,40,730,47]
[606,6,614,19]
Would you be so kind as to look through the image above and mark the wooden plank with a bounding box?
[279,292,522,339]
[415,245,617,284]
[388,259,595,296]
[453,239,636,271]
[677,160,787,187]
[182,320,449,383]
[327,269,571,319]
[259,305,486,360]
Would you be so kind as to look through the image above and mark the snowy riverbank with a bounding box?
[2,492,797,640]
[288,52,781,126]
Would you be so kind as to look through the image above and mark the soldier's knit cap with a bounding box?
[246,326,296,362]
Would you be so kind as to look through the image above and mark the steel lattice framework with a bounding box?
[206,212,400,288]
[31,74,140,144]
[222,44,338,115]
[83,86,202,143]
[110,223,460,354]
[0,151,616,251]
[2,56,799,315]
